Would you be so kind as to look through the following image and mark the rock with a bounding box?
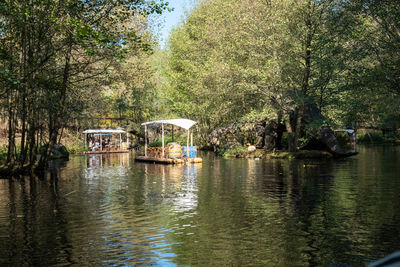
[254,120,266,148]
[50,144,69,159]
[247,145,256,152]
[209,121,256,153]
[208,99,357,159]
[302,127,358,158]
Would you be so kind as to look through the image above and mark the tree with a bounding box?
[0,0,169,172]
[163,0,343,150]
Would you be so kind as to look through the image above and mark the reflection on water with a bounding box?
[0,147,400,266]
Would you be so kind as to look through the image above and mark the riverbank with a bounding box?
[221,146,335,159]
[356,132,400,145]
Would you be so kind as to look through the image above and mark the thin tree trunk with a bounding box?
[285,118,296,152]
[37,40,72,171]
[7,95,16,167]
[291,0,313,152]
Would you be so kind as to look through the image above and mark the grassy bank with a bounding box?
[357,133,400,144]
[221,145,333,160]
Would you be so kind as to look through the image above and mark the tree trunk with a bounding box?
[37,40,72,171]
[7,89,16,168]
[285,119,297,152]
[290,0,313,152]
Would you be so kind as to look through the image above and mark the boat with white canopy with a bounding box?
[82,129,129,154]
[135,118,202,164]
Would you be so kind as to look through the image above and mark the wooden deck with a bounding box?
[135,156,202,164]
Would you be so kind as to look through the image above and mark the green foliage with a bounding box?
[221,145,248,158]
[161,0,400,146]
[148,134,188,147]
[357,133,384,143]
[356,132,400,144]
[163,0,285,131]
[0,0,169,168]
[65,141,86,154]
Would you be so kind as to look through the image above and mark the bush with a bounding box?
[222,145,248,158]
[66,142,86,154]
[62,133,87,154]
[357,132,384,143]
[383,133,400,144]
[148,134,188,147]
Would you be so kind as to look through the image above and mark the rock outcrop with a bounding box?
[301,127,357,158]
[255,119,286,150]
[50,144,69,160]
[208,102,356,158]
[209,122,256,153]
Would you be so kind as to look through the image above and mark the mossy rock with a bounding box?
[50,144,69,159]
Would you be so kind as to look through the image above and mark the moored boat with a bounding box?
[135,118,202,164]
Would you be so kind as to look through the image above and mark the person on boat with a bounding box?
[89,140,93,151]
[93,139,99,151]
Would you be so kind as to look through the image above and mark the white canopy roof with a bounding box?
[83,129,126,134]
[141,119,197,130]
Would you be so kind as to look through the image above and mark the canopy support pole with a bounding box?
[85,133,87,150]
[172,125,174,142]
[162,123,165,158]
[187,129,190,158]
[100,134,103,151]
[191,131,193,147]
[127,132,129,149]
[145,125,147,157]
[119,133,122,151]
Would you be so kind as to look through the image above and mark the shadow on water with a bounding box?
[0,160,75,266]
[0,147,399,266]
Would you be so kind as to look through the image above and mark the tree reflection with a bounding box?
[0,147,400,265]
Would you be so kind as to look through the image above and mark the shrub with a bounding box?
[62,133,86,154]
[357,132,384,143]
[148,134,188,147]
[222,145,248,158]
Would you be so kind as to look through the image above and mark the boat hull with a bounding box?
[82,150,129,155]
[135,156,202,164]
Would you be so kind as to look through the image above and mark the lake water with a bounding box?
[0,145,399,266]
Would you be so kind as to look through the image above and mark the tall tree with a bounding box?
[0,0,169,171]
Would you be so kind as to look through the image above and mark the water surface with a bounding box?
[0,146,399,266]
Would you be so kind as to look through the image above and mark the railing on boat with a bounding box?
[146,147,170,158]
[145,146,197,159]
[90,144,126,152]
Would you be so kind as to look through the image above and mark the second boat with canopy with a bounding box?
[82,129,129,154]
[135,118,202,164]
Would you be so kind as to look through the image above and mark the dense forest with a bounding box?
[0,0,399,171]
[0,0,169,171]
[164,0,400,149]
